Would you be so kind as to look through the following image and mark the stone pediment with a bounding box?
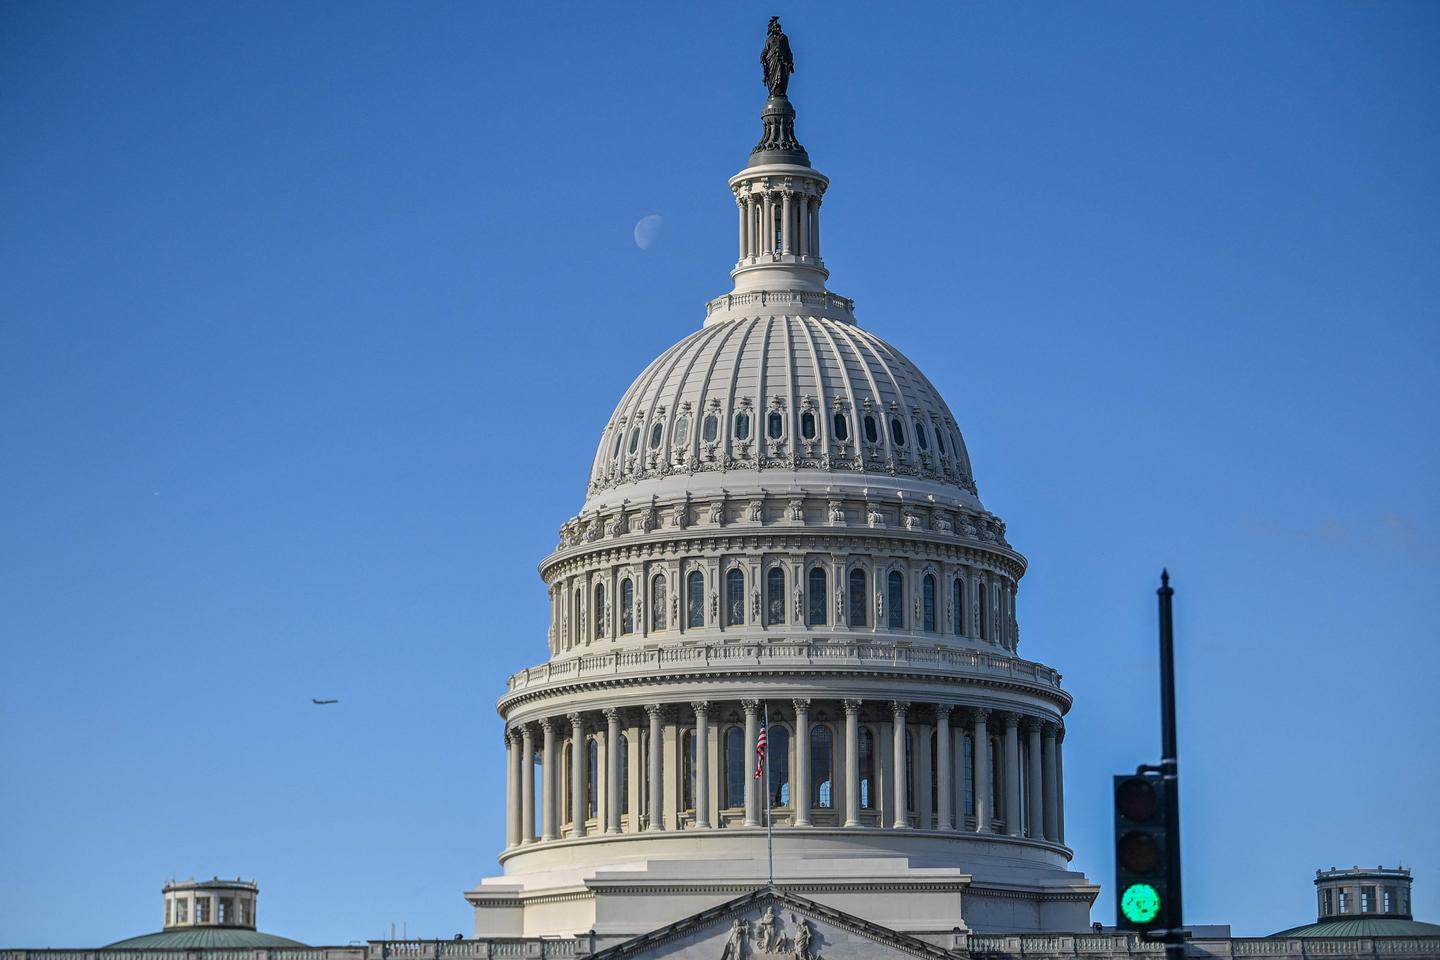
[588,887,960,960]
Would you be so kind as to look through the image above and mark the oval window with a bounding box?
[674,416,690,445]
[833,412,849,441]
[628,427,641,454]
[801,411,816,439]
[768,412,784,439]
[863,415,878,444]
[890,418,905,447]
[613,430,624,458]
[702,414,718,442]
[934,428,945,455]
[649,423,663,450]
[735,412,751,441]
[914,421,928,450]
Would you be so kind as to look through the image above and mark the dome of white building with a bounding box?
[585,313,979,511]
[470,21,1095,948]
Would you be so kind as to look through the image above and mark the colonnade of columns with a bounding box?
[735,185,821,263]
[502,698,1065,851]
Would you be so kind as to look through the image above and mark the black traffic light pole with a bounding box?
[1157,570,1183,954]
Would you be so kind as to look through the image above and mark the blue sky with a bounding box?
[2,0,1437,945]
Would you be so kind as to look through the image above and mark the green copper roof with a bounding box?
[1271,916,1440,938]
[104,928,307,948]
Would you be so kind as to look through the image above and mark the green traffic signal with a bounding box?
[1120,882,1162,924]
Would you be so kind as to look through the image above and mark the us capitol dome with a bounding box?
[466,23,1097,944]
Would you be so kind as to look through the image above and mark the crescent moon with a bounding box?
[633,214,663,250]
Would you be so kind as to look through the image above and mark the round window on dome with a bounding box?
[628,427,640,455]
[833,412,849,441]
[801,411,816,440]
[674,415,690,445]
[735,412,751,441]
[890,418,906,447]
[863,415,878,444]
[649,423,663,450]
[768,412,784,439]
[914,421,928,450]
[702,414,718,442]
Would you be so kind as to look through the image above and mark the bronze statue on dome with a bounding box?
[761,17,795,97]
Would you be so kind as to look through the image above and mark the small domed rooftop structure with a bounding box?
[104,878,306,949]
[1271,866,1440,938]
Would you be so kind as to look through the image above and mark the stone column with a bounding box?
[780,192,792,254]
[972,710,991,834]
[843,699,862,827]
[812,199,821,257]
[1003,713,1021,837]
[568,713,587,838]
[1056,727,1067,845]
[1027,719,1044,839]
[935,705,953,831]
[540,717,557,841]
[737,197,747,260]
[793,699,811,826]
[744,196,756,260]
[761,194,773,256]
[604,709,622,834]
[1042,723,1059,842]
[742,699,760,826]
[692,701,711,829]
[645,704,664,831]
[891,701,909,829]
[520,724,536,843]
[506,729,522,848]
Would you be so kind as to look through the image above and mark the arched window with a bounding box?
[890,417,906,447]
[725,568,745,626]
[962,734,975,818]
[612,430,623,459]
[674,415,690,445]
[807,567,827,625]
[914,421,928,450]
[833,412,849,441]
[934,427,945,455]
[562,741,573,824]
[572,588,582,648]
[905,730,915,813]
[735,412,751,441]
[628,427,640,455]
[768,725,790,807]
[811,726,834,808]
[929,730,939,819]
[800,411,816,440]
[687,570,705,628]
[767,411,784,439]
[859,726,876,809]
[651,574,667,631]
[766,567,785,625]
[587,738,599,819]
[620,578,634,635]
[619,734,630,814]
[977,581,988,640]
[847,568,867,627]
[681,731,695,811]
[952,578,965,636]
[594,583,606,639]
[702,414,718,442]
[922,574,936,632]
[724,727,746,809]
[887,571,904,629]
[863,414,879,444]
[649,422,663,450]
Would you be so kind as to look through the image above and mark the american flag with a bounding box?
[753,720,768,780]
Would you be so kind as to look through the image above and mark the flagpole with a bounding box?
[763,701,774,886]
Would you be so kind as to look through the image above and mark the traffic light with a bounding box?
[1114,773,1169,933]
